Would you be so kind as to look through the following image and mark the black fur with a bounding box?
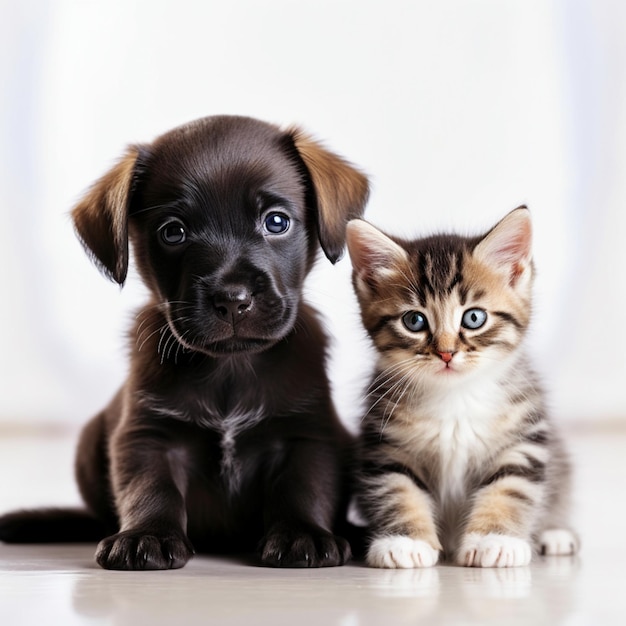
[0,115,369,570]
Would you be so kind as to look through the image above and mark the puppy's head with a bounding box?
[72,115,368,356]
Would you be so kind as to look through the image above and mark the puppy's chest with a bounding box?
[140,392,267,492]
[202,402,272,492]
[203,406,264,486]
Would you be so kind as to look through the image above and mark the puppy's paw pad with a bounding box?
[260,523,351,568]
[457,533,531,568]
[367,536,440,569]
[539,529,578,556]
[96,530,194,570]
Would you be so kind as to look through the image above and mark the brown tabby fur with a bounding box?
[346,208,578,568]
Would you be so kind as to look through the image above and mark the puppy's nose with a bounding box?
[213,287,253,320]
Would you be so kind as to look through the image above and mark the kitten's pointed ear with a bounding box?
[346,219,409,290]
[473,206,533,286]
[290,128,369,264]
[71,145,145,285]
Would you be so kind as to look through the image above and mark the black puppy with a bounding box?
[0,115,368,569]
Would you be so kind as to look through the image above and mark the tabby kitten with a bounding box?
[346,207,578,568]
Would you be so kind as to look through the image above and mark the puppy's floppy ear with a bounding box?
[290,129,369,264]
[71,146,143,285]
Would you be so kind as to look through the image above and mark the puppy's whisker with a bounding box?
[137,323,169,353]
[157,326,170,362]
[8,114,372,571]
[173,330,193,364]
[163,332,175,362]
[292,313,312,338]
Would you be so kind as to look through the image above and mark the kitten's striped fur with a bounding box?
[346,207,578,568]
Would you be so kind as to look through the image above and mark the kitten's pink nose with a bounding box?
[437,351,455,363]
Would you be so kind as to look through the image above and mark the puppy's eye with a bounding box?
[159,220,187,246]
[263,212,290,235]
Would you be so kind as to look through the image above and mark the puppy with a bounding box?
[0,115,369,569]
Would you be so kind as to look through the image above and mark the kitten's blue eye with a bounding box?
[159,220,187,245]
[462,308,488,329]
[263,211,290,234]
[402,311,428,332]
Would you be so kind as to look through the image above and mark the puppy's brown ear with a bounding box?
[291,129,369,263]
[71,146,142,285]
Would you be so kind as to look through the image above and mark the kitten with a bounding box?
[345,207,578,568]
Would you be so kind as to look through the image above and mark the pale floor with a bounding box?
[0,427,625,625]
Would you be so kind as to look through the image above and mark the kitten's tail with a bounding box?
[0,508,108,543]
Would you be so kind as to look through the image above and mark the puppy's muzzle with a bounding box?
[165,258,296,356]
[212,284,254,322]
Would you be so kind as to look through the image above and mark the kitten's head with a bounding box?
[346,207,533,385]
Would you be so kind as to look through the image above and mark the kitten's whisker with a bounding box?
[380,374,413,435]
[366,367,415,424]
[367,360,414,398]
[366,371,410,415]
[368,358,416,392]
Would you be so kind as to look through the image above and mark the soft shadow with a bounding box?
[360,557,580,626]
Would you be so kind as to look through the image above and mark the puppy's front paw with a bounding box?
[539,529,579,556]
[95,530,194,570]
[260,522,351,568]
[457,532,531,568]
[367,535,440,568]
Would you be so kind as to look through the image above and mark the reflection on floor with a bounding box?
[0,427,624,625]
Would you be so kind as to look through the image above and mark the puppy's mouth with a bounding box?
[163,301,296,357]
[202,337,277,355]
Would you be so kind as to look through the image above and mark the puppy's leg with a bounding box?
[75,411,119,533]
[260,441,351,568]
[96,429,194,570]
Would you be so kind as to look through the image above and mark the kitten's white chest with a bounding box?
[436,415,488,502]
[421,381,505,502]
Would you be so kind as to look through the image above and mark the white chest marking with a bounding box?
[136,393,266,493]
[205,405,266,494]
[419,378,508,503]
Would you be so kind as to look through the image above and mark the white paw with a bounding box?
[539,529,578,556]
[367,535,440,568]
[458,533,532,568]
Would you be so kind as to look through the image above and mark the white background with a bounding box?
[1,0,625,431]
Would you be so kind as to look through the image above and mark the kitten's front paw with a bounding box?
[457,533,531,568]
[539,529,579,556]
[367,535,440,568]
